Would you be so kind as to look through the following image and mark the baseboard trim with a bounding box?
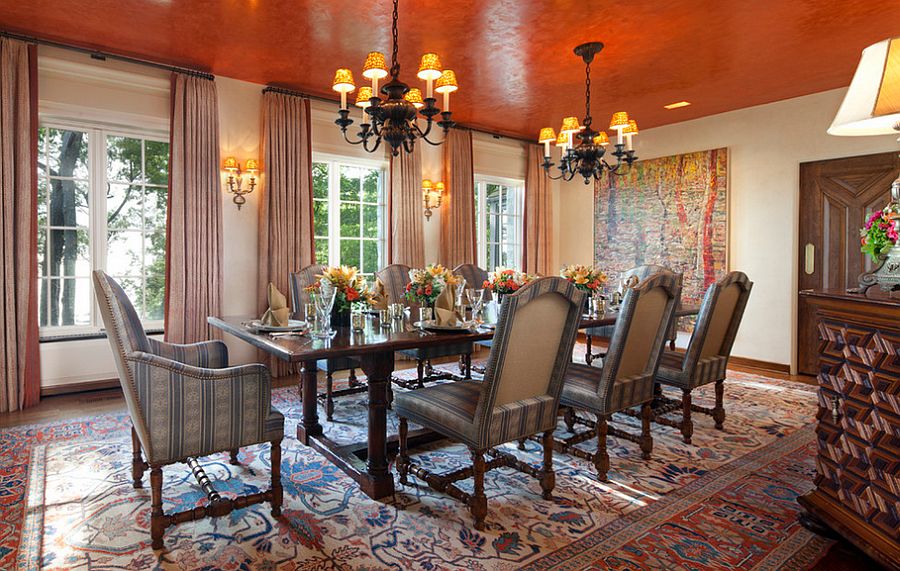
[41,378,120,397]
[728,356,791,374]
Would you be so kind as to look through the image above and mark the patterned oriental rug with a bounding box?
[1,363,831,570]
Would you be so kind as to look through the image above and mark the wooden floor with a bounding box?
[0,355,881,570]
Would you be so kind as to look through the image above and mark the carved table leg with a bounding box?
[297,359,323,444]
[359,351,396,499]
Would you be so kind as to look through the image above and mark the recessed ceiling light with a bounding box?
[664,101,691,109]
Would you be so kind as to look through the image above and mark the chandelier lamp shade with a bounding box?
[331,0,458,156]
[539,42,638,184]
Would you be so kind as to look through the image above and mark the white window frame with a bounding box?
[37,116,169,337]
[312,152,388,276]
[475,175,525,271]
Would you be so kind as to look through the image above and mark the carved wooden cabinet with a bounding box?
[798,289,900,569]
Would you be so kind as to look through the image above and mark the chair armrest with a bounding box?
[148,338,229,368]
[124,351,276,464]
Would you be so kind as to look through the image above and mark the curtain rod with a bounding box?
[0,29,214,80]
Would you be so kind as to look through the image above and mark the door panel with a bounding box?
[797,152,900,375]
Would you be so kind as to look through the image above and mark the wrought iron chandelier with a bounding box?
[539,42,638,184]
[331,0,458,156]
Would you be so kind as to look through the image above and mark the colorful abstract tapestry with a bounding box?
[595,148,728,310]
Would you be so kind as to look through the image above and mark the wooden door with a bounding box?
[797,152,900,375]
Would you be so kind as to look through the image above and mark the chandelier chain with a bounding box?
[584,59,592,126]
[390,0,400,79]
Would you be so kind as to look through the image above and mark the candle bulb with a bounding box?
[341,91,347,110]
[543,140,550,157]
[625,134,633,151]
[443,90,450,111]
[427,78,434,100]
[372,76,379,94]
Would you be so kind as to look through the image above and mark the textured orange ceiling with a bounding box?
[2,0,898,140]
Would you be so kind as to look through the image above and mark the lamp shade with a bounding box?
[593,131,610,146]
[355,86,374,107]
[405,88,425,108]
[417,53,443,81]
[538,127,557,143]
[624,120,639,135]
[435,181,445,192]
[610,111,630,130]
[560,116,581,134]
[556,131,568,146]
[435,69,459,93]
[422,179,434,191]
[223,156,238,171]
[244,159,259,172]
[362,52,389,80]
[829,37,900,136]
[332,68,356,93]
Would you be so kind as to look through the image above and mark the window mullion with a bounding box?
[329,162,340,267]
[92,128,107,331]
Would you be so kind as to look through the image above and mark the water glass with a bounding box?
[350,311,365,332]
[304,302,316,323]
[466,288,485,323]
[389,303,404,320]
[419,307,434,324]
[378,309,391,327]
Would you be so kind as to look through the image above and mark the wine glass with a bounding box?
[466,288,485,324]
[313,280,337,338]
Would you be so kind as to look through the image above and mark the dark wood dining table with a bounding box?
[208,305,699,500]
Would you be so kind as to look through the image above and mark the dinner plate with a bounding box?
[245,319,307,333]
[414,320,472,333]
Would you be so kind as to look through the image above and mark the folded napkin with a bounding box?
[370,278,389,310]
[260,282,290,326]
[434,283,461,326]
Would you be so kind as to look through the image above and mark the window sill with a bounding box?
[39,328,164,344]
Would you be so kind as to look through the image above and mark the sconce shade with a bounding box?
[593,131,610,146]
[356,86,374,107]
[435,181,445,192]
[421,179,434,191]
[624,120,639,135]
[609,111,630,130]
[435,69,459,93]
[223,156,238,171]
[560,116,581,134]
[405,88,425,108]
[332,68,356,93]
[244,159,259,172]
[417,53,443,81]
[538,127,557,143]
[362,51,389,80]
[829,37,900,136]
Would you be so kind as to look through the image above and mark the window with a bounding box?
[312,156,386,276]
[37,123,169,334]
[475,177,524,271]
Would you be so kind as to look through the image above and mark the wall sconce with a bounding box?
[223,156,259,210]
[422,179,444,220]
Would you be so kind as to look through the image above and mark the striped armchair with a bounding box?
[376,264,474,387]
[92,271,284,550]
[290,264,363,421]
[652,271,753,443]
[395,277,585,530]
[557,271,680,481]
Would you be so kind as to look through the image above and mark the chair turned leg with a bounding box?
[325,372,335,421]
[585,335,593,365]
[464,353,472,379]
[458,354,466,376]
[131,426,145,489]
[640,403,653,460]
[270,439,283,517]
[425,360,435,377]
[539,430,555,500]
[397,418,410,485]
[229,449,240,465]
[348,368,359,387]
[595,416,610,482]
[517,438,527,450]
[150,466,165,550]
[681,388,694,444]
[469,448,488,531]
[713,380,726,430]
[564,407,576,433]
[416,360,425,389]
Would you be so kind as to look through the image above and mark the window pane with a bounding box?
[485,184,501,213]
[107,184,144,230]
[362,205,379,238]
[340,203,360,237]
[112,277,143,320]
[362,169,380,203]
[340,166,361,201]
[49,228,90,277]
[37,179,48,228]
[37,230,47,277]
[107,230,143,276]
[45,278,91,327]
[144,186,167,229]
[144,226,165,280]
[313,200,329,236]
[340,239,360,268]
[145,245,166,322]
[38,278,48,327]
[145,140,170,185]
[47,179,89,228]
[501,215,515,243]
[107,135,144,183]
[500,186,515,214]
[362,240,380,274]
[44,128,88,179]
[486,213,500,243]
[487,243,500,271]
[502,242,519,268]
[315,238,329,265]
[313,162,329,199]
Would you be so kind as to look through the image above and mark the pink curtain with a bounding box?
[523,143,554,276]
[0,38,40,411]
[259,89,315,377]
[440,129,476,267]
[388,144,424,267]
[165,73,224,343]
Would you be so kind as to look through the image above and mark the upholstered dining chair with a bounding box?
[376,263,474,387]
[557,271,680,481]
[395,277,585,530]
[584,264,682,365]
[92,270,284,550]
[290,264,364,421]
[651,271,753,443]
[453,263,493,369]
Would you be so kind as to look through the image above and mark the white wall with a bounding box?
[557,88,899,369]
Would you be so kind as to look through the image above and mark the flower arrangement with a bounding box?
[860,205,900,262]
[482,267,537,295]
[560,264,607,292]
[406,264,460,305]
[306,265,373,313]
